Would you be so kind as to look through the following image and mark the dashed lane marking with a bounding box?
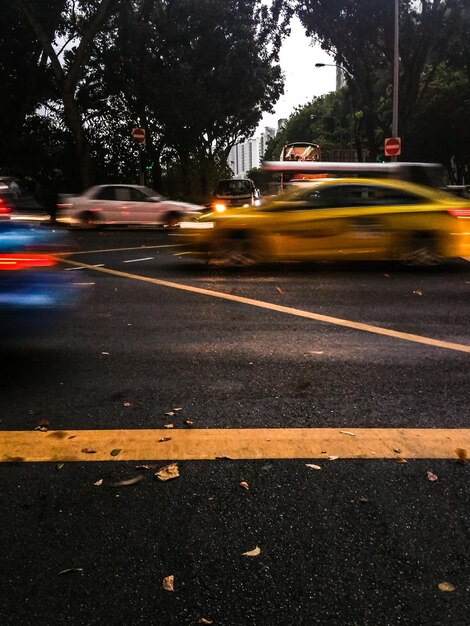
[57,258,470,353]
[0,428,468,462]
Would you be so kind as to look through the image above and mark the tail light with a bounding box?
[0,254,56,270]
[0,197,11,215]
[447,207,470,219]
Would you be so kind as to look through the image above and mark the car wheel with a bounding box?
[401,233,442,267]
[208,232,257,267]
[79,211,101,229]
[165,211,181,228]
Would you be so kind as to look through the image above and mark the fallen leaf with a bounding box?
[110,448,121,457]
[158,437,172,442]
[184,420,194,427]
[34,426,48,432]
[240,481,249,490]
[328,455,339,461]
[242,546,261,557]
[81,448,96,454]
[340,430,356,437]
[216,455,233,460]
[155,463,179,481]
[56,463,64,470]
[94,479,103,486]
[58,568,83,575]
[164,424,174,429]
[68,435,76,439]
[305,464,321,470]
[123,402,132,407]
[275,286,284,293]
[109,475,144,487]
[438,581,455,592]
[165,411,175,417]
[101,351,109,355]
[395,457,408,464]
[455,448,468,464]
[393,448,401,454]
[413,290,423,296]
[427,471,438,481]
[173,407,183,412]
[162,575,174,591]
[199,619,213,625]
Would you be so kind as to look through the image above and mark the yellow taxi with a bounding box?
[179,178,470,266]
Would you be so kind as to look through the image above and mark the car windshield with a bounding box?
[138,186,165,200]
[216,180,253,195]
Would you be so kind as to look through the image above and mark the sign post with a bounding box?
[132,128,146,185]
[384,137,401,158]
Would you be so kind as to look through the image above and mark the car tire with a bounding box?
[401,232,443,267]
[208,232,257,268]
[165,211,181,228]
[79,211,101,229]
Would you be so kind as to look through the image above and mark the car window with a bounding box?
[317,185,425,208]
[115,187,131,201]
[94,186,117,201]
[128,187,147,201]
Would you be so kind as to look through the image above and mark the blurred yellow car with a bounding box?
[179,177,470,266]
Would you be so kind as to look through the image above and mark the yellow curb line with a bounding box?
[0,428,468,462]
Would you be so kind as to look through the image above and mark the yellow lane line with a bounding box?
[60,244,184,256]
[58,258,470,353]
[0,428,468,462]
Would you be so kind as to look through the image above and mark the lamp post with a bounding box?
[391,0,399,162]
[315,63,355,160]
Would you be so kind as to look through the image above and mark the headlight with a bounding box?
[214,203,226,213]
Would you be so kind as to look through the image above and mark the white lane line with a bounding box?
[123,257,154,263]
[57,258,470,354]
[60,244,185,256]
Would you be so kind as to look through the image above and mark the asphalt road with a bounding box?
[1,228,469,626]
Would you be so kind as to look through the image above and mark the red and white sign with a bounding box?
[132,127,146,144]
[384,137,401,156]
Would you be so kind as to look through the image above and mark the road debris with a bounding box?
[110,449,121,457]
[305,464,321,470]
[242,546,261,557]
[240,481,249,490]
[163,575,174,591]
[109,475,144,487]
[426,471,438,481]
[438,581,455,592]
[155,463,179,481]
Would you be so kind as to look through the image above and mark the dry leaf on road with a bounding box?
[427,471,438,481]
[164,424,174,429]
[155,463,179,481]
[110,449,121,457]
[162,575,174,591]
[275,286,284,293]
[81,448,96,454]
[58,568,83,575]
[184,420,194,427]
[395,457,408,464]
[199,619,213,624]
[93,479,103,486]
[158,437,171,443]
[306,464,321,470]
[455,448,468,464]
[165,411,175,417]
[340,430,356,437]
[438,581,455,592]
[240,481,249,490]
[242,546,261,557]
[328,455,339,461]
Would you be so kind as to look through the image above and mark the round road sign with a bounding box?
[384,137,401,156]
[132,127,146,144]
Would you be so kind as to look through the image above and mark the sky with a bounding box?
[256,16,336,135]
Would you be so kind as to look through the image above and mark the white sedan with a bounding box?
[56,184,205,228]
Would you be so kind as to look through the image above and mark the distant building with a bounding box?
[228,123,278,178]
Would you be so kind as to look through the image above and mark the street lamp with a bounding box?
[315,63,356,160]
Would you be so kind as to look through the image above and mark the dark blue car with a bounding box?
[0,219,86,340]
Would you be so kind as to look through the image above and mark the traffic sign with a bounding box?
[132,127,146,144]
[384,136,401,156]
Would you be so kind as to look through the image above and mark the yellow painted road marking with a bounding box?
[58,258,470,353]
[0,428,468,462]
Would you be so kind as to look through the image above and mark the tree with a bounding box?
[16,0,118,188]
[90,0,288,201]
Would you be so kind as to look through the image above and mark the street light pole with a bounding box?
[391,0,399,162]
